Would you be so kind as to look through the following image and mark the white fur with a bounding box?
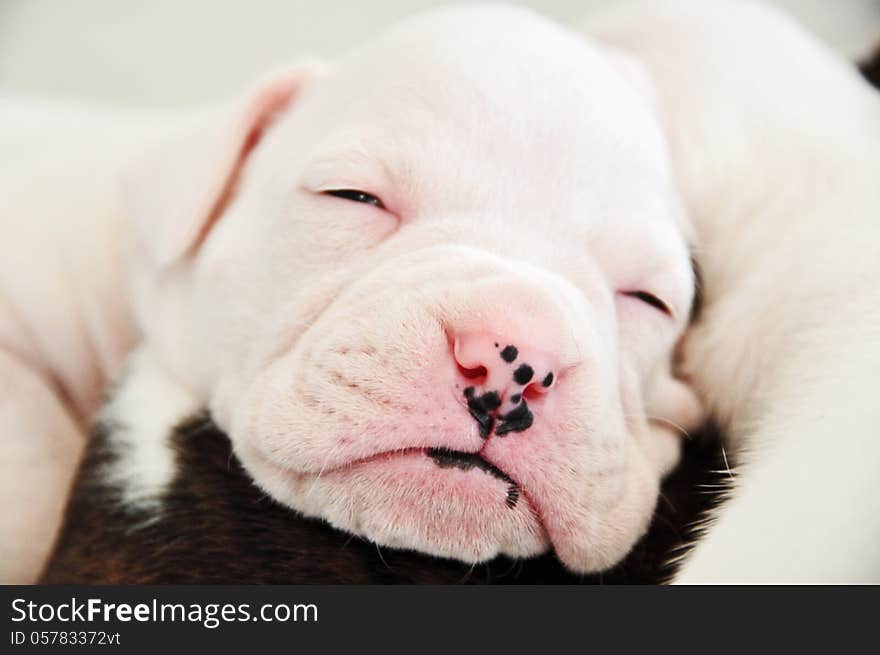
[587,0,880,582]
[0,349,82,583]
[0,96,166,582]
[99,346,200,511]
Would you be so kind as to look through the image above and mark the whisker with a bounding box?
[456,562,477,585]
[305,443,342,500]
[659,491,677,513]
[495,557,523,580]
[623,411,693,439]
[720,445,735,479]
[375,543,392,572]
[647,415,692,439]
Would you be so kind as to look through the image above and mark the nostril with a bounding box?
[452,334,491,383]
[522,383,543,402]
[522,371,555,402]
[457,363,488,382]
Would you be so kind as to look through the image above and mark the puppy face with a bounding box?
[127,7,701,572]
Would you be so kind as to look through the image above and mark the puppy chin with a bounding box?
[232,423,667,573]
[233,440,550,564]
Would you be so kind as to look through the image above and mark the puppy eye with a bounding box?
[624,291,672,316]
[323,189,385,209]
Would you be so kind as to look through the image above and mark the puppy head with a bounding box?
[124,6,703,572]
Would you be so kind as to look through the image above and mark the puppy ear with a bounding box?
[122,61,326,269]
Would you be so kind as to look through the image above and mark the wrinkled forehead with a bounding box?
[280,6,678,226]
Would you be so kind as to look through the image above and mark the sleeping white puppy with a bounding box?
[0,5,703,583]
[587,0,880,582]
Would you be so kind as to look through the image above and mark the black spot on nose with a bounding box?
[542,372,554,387]
[464,388,502,439]
[509,393,521,404]
[467,407,494,439]
[495,401,534,436]
[513,364,533,385]
[500,345,518,363]
[477,391,501,412]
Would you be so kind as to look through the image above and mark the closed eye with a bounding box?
[322,189,385,209]
[623,290,672,316]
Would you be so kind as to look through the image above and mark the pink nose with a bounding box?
[453,332,558,438]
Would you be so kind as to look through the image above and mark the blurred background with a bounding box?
[1,0,879,106]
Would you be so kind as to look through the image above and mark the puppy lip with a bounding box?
[425,447,515,485]
[361,448,529,517]
[324,445,524,506]
[329,445,517,484]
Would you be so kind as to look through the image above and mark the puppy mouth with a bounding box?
[327,445,524,510]
[425,447,521,509]
[425,447,512,482]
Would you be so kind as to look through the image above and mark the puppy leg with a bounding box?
[0,350,85,583]
[673,348,880,584]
